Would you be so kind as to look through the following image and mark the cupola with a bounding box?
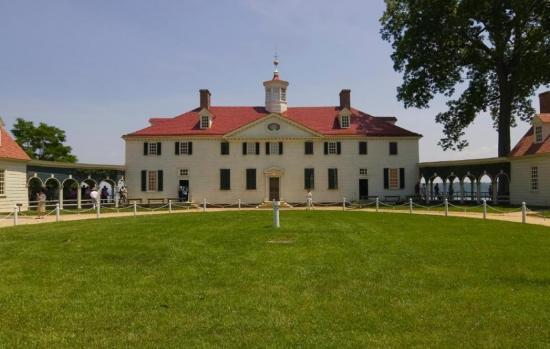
[263,56,289,114]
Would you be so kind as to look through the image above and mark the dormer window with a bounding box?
[340,115,350,128]
[200,115,210,129]
[535,126,542,143]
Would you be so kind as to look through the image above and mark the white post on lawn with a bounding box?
[13,206,18,226]
[522,202,526,224]
[203,198,207,212]
[376,197,379,212]
[238,199,241,210]
[444,198,449,217]
[273,199,280,228]
[168,200,172,213]
[409,198,413,214]
[96,201,100,219]
[342,197,346,211]
[133,202,137,217]
[56,203,60,222]
[483,199,487,219]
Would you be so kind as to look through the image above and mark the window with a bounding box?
[175,142,192,155]
[200,115,210,129]
[179,169,188,176]
[305,141,314,155]
[266,142,282,155]
[304,168,315,190]
[535,126,543,143]
[324,141,341,155]
[384,168,404,190]
[220,169,231,190]
[180,142,189,155]
[388,168,399,189]
[340,115,350,128]
[328,168,338,189]
[0,169,4,195]
[531,166,538,191]
[149,143,158,155]
[220,142,230,155]
[147,171,157,191]
[389,142,398,155]
[281,88,287,101]
[243,142,259,155]
[359,141,368,155]
[246,169,256,190]
[359,168,368,176]
[144,142,161,156]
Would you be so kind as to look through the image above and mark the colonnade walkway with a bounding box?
[0,203,548,229]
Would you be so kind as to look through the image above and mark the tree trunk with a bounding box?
[497,108,511,157]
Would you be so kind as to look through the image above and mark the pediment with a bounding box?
[225,114,321,139]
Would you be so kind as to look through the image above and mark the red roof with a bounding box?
[509,127,550,157]
[0,128,30,161]
[125,106,421,138]
[538,113,550,123]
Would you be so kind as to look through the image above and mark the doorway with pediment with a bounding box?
[264,167,284,202]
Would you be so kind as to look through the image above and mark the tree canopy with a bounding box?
[11,118,78,163]
[380,0,550,156]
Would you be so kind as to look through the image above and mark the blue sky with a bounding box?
[0,0,546,164]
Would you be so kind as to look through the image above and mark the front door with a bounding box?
[359,179,368,200]
[179,180,189,202]
[269,177,280,201]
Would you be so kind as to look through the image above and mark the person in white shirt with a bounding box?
[306,190,313,210]
[90,187,100,209]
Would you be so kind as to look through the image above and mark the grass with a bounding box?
[1,211,550,348]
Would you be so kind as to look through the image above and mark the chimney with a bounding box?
[200,89,211,110]
[540,91,550,113]
[339,89,351,109]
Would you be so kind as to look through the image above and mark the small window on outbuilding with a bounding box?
[535,126,543,143]
[200,115,210,129]
[340,115,350,128]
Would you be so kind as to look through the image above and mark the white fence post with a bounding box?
[444,198,449,217]
[203,198,207,212]
[375,197,379,212]
[273,200,280,228]
[483,199,487,220]
[133,202,137,217]
[169,200,172,213]
[522,202,526,224]
[56,203,60,222]
[96,201,100,219]
[342,197,346,211]
[409,198,413,214]
[13,206,18,226]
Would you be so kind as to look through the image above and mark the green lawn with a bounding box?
[1,211,549,348]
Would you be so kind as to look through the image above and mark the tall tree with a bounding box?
[11,118,78,162]
[380,0,550,156]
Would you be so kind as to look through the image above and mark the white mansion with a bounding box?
[123,64,421,204]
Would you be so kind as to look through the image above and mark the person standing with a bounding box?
[90,187,99,209]
[36,190,46,219]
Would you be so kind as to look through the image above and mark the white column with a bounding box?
[77,188,82,209]
[59,187,64,210]
[273,200,280,228]
[460,180,465,204]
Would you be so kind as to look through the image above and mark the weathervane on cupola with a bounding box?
[264,54,289,113]
[272,54,280,80]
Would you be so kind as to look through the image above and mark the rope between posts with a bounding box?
[135,204,170,211]
[0,212,14,221]
[44,208,57,217]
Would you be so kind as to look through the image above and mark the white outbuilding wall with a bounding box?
[0,160,28,212]
[510,155,550,207]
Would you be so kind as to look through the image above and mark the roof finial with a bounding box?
[272,53,280,80]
